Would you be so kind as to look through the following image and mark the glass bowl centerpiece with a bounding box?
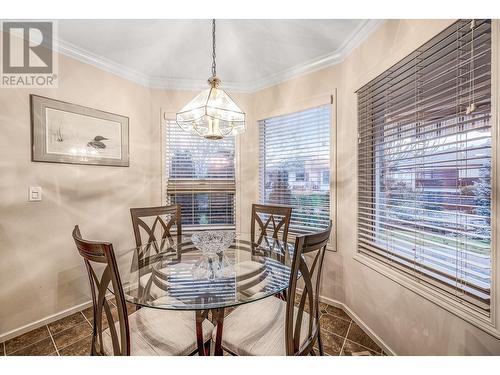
[191,231,235,257]
[191,231,235,280]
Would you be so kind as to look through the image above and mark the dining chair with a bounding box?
[251,203,292,246]
[249,204,293,300]
[130,205,182,297]
[131,204,216,354]
[213,221,332,356]
[130,204,182,256]
[72,225,213,355]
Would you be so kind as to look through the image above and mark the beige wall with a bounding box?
[1,19,500,354]
[251,19,500,354]
[0,53,159,336]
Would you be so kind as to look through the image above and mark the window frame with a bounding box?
[256,94,337,250]
[354,19,500,338]
[161,114,237,231]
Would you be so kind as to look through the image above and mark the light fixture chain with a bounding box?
[176,18,245,139]
[212,19,217,77]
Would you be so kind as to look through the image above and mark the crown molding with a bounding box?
[56,19,384,94]
[57,39,152,87]
[242,19,385,92]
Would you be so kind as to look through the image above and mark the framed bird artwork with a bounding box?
[30,94,129,167]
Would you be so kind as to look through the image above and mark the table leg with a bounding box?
[212,307,225,356]
[195,310,208,356]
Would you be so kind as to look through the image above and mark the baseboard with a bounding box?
[318,295,397,356]
[0,300,93,343]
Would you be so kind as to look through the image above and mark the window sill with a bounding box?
[354,252,500,340]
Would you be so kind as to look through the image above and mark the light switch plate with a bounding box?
[28,186,42,202]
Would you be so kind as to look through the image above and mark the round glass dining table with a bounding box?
[113,232,295,355]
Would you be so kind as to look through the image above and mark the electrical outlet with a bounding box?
[28,186,42,202]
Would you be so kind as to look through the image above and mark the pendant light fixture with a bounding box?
[176,19,246,140]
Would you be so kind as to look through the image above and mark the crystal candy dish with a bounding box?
[191,231,235,256]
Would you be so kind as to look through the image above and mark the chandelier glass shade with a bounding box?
[176,77,246,140]
[176,20,246,140]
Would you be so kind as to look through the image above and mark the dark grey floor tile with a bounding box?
[318,329,344,356]
[5,326,50,355]
[81,306,94,320]
[319,302,329,314]
[325,305,351,321]
[346,323,382,353]
[82,299,120,314]
[48,312,86,335]
[8,337,56,356]
[52,322,92,350]
[83,306,119,330]
[341,339,380,356]
[319,313,350,337]
[293,293,310,309]
[108,298,137,314]
[59,336,92,356]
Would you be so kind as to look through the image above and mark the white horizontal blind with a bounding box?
[165,120,235,229]
[357,19,492,314]
[259,105,331,234]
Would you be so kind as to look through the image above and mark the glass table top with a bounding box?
[113,232,294,311]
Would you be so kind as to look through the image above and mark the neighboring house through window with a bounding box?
[259,105,331,235]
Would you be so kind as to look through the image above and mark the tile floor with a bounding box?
[0,297,386,356]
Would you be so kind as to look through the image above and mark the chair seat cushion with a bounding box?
[214,296,311,356]
[103,306,214,356]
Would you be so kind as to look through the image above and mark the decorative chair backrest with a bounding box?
[72,225,130,356]
[251,204,292,246]
[130,205,182,267]
[285,221,332,356]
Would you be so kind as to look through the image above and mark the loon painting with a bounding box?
[31,95,129,166]
[87,135,109,149]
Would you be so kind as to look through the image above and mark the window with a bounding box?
[165,120,235,229]
[295,170,306,182]
[357,19,492,315]
[259,105,331,234]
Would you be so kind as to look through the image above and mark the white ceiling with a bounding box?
[57,19,383,92]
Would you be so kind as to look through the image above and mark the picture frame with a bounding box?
[30,94,129,167]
